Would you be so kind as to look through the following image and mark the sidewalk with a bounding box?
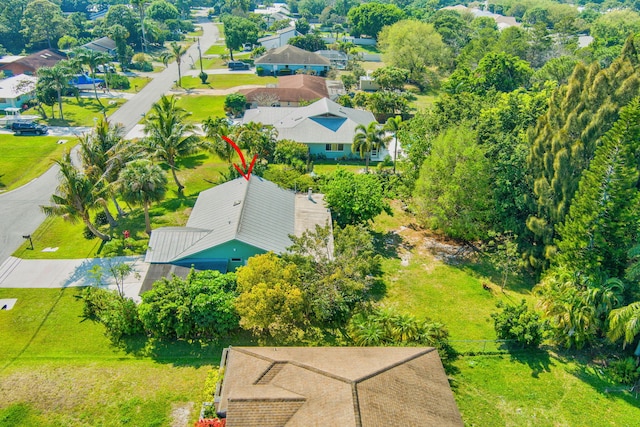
[0,256,149,302]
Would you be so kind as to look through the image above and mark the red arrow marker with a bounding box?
[222,135,258,181]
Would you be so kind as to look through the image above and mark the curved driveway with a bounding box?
[0,12,220,265]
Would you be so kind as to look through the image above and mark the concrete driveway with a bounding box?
[0,256,148,301]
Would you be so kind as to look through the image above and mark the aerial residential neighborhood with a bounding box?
[1,0,640,426]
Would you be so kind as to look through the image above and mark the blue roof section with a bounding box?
[310,116,346,132]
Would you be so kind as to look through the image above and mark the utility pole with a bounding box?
[197,37,204,75]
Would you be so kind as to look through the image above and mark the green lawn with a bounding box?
[180,74,277,90]
[122,75,153,93]
[32,98,127,127]
[175,95,226,123]
[205,44,230,55]
[0,288,230,427]
[0,135,69,192]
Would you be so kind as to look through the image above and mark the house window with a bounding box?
[371,147,378,156]
[325,143,344,152]
[231,258,242,262]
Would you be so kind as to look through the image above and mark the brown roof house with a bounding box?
[215,346,464,426]
[255,45,331,77]
[239,74,330,107]
[0,49,67,76]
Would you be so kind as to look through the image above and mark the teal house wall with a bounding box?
[177,240,265,272]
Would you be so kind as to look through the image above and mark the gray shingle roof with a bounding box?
[242,97,375,144]
[255,45,330,66]
[145,177,295,263]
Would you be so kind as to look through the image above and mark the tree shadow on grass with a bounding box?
[370,229,414,260]
[507,348,554,378]
[109,331,258,367]
[459,258,536,297]
[178,153,209,170]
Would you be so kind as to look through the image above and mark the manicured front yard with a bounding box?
[32,97,127,127]
[180,74,277,90]
[0,135,69,192]
[0,288,224,427]
[175,95,226,123]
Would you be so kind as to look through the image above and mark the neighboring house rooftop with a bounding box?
[0,56,25,64]
[239,74,329,104]
[242,97,374,144]
[145,177,330,264]
[443,4,520,29]
[255,44,330,66]
[258,26,299,44]
[81,36,117,54]
[0,49,67,74]
[0,75,38,99]
[216,346,464,426]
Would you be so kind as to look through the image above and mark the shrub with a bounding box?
[491,300,546,348]
[199,71,208,84]
[83,226,97,240]
[609,357,640,385]
[80,287,144,341]
[106,73,131,90]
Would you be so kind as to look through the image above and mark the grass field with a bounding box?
[32,98,127,127]
[0,288,232,427]
[0,135,69,192]
[180,74,277,90]
[175,95,226,122]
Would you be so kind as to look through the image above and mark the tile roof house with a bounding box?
[81,36,117,56]
[242,97,387,160]
[215,346,464,426]
[144,177,330,274]
[258,26,300,50]
[0,49,67,76]
[255,45,331,77]
[238,74,330,107]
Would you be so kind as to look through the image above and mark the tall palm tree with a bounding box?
[203,116,235,163]
[118,159,167,235]
[79,118,129,220]
[131,0,148,52]
[352,121,388,173]
[72,48,111,106]
[168,41,188,87]
[37,62,73,120]
[233,122,278,161]
[143,95,201,193]
[383,115,403,174]
[41,152,111,241]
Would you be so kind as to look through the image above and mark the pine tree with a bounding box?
[526,36,640,268]
[555,98,640,278]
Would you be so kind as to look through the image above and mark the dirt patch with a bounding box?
[171,401,194,427]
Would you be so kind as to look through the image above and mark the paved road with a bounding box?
[0,11,220,266]
[111,13,220,138]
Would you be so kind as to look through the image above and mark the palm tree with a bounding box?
[72,48,111,106]
[203,116,236,163]
[118,160,167,235]
[608,302,640,347]
[233,122,278,161]
[37,62,73,120]
[349,313,386,346]
[79,118,129,220]
[168,41,188,87]
[131,0,148,52]
[143,95,201,193]
[383,115,402,174]
[352,121,388,173]
[41,152,110,241]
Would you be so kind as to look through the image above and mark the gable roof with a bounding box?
[217,347,463,427]
[145,177,296,263]
[239,74,329,104]
[255,45,330,67]
[242,97,375,144]
[81,37,117,53]
[0,49,66,73]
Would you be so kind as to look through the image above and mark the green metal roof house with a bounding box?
[144,177,330,274]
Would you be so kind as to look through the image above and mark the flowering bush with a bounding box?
[195,418,225,427]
